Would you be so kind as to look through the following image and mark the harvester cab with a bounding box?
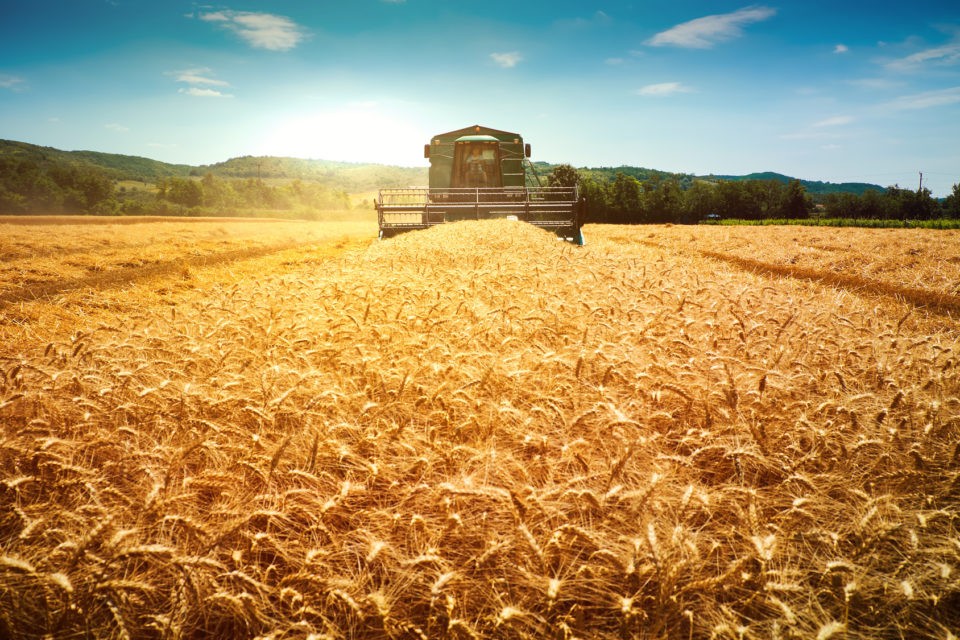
[376,125,584,244]
[451,136,502,188]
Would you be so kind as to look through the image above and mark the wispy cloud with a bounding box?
[0,73,26,92]
[812,115,854,128]
[646,6,776,49]
[178,87,233,98]
[635,82,695,97]
[555,11,612,29]
[834,44,849,54]
[168,67,233,97]
[779,116,856,141]
[169,67,230,87]
[884,86,960,110]
[886,43,960,71]
[198,10,305,51]
[105,123,130,133]
[490,52,522,68]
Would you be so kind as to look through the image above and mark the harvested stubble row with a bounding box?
[649,225,960,298]
[1,220,959,639]
[0,219,372,302]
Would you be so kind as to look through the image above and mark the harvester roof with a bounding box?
[432,124,522,143]
[454,135,499,143]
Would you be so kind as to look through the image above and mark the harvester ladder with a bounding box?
[523,159,543,188]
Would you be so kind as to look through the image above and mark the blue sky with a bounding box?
[1,1,958,196]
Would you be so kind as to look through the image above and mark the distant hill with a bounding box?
[0,139,193,181]
[197,156,428,192]
[0,139,885,195]
[703,171,884,196]
[534,164,885,196]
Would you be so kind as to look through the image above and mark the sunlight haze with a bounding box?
[1,0,958,195]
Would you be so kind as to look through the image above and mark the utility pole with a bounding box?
[919,171,923,192]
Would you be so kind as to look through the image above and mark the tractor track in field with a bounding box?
[641,240,960,320]
[0,238,362,309]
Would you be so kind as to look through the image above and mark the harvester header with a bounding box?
[377,124,584,244]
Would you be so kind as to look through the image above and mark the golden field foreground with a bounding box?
[1,218,959,639]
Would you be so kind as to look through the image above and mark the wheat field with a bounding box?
[1,218,958,639]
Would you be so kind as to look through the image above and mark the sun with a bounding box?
[257,106,429,166]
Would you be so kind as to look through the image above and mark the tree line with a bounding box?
[0,156,115,214]
[147,175,351,216]
[4,152,959,222]
[0,156,351,217]
[547,165,960,223]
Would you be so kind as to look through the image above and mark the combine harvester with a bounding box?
[376,125,585,244]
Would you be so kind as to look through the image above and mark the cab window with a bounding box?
[454,142,501,188]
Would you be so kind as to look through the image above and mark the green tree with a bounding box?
[547,164,581,189]
[884,186,937,221]
[0,184,28,212]
[643,175,683,223]
[610,173,642,223]
[946,182,960,219]
[741,181,773,219]
[201,172,237,209]
[683,180,717,222]
[164,177,203,208]
[714,181,750,219]
[780,179,811,219]
[47,164,114,211]
[863,189,888,218]
[0,157,117,213]
[579,176,611,223]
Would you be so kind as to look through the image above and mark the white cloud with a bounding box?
[884,86,960,110]
[170,67,230,87]
[490,52,522,68]
[198,10,305,51]
[834,44,849,54]
[646,6,776,49]
[605,57,625,65]
[886,43,960,71]
[0,73,26,92]
[168,68,233,97]
[812,115,854,127]
[178,87,234,98]
[635,82,694,97]
[105,123,130,133]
